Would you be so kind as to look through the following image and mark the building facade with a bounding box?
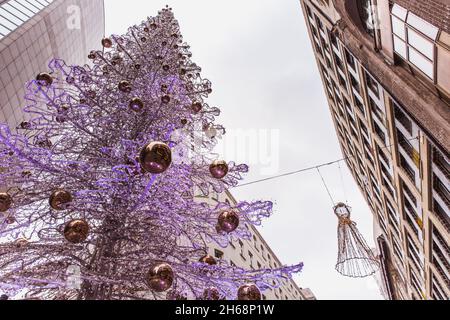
[202,190,314,300]
[0,0,105,128]
[299,0,449,300]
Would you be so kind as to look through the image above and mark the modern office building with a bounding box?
[0,0,105,127]
[299,0,449,300]
[204,190,314,300]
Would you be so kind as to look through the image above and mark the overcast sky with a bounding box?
[104,0,383,300]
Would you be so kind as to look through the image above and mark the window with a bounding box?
[316,15,324,31]
[433,175,450,208]
[373,121,386,144]
[407,28,434,59]
[408,47,433,78]
[345,49,356,70]
[305,5,313,19]
[399,153,415,182]
[338,73,347,89]
[325,55,332,69]
[330,31,338,48]
[392,16,406,39]
[407,12,439,40]
[392,4,407,21]
[350,73,360,93]
[393,36,407,59]
[397,129,420,168]
[357,0,376,37]
[394,103,413,134]
[0,0,55,40]
[407,235,424,271]
[390,5,439,80]
[402,180,417,207]
[334,53,344,72]
[365,71,379,98]
[369,97,383,122]
[214,249,224,259]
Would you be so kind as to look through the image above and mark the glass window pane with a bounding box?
[3,3,29,21]
[407,12,439,40]
[407,28,434,60]
[23,0,43,11]
[15,0,38,14]
[33,0,47,9]
[9,0,35,16]
[392,16,406,40]
[0,8,23,26]
[393,36,407,59]
[392,4,407,21]
[0,23,11,36]
[409,47,434,79]
[0,13,18,30]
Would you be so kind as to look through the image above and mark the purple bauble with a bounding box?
[129,97,144,112]
[64,219,89,244]
[139,142,172,174]
[203,287,220,300]
[49,189,73,211]
[0,193,12,212]
[36,73,53,86]
[218,210,239,233]
[209,160,229,179]
[237,284,261,301]
[147,263,174,292]
[199,255,217,266]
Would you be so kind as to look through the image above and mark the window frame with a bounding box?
[390,4,439,81]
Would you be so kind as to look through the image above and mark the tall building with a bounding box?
[299,0,449,300]
[204,190,314,300]
[0,0,105,128]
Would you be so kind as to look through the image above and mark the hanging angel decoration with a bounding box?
[334,203,380,278]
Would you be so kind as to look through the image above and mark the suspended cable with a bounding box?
[235,136,419,188]
[316,167,336,206]
[338,161,348,205]
[235,158,347,188]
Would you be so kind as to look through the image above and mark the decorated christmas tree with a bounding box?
[0,7,303,300]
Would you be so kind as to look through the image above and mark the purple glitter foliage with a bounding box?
[0,8,303,300]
